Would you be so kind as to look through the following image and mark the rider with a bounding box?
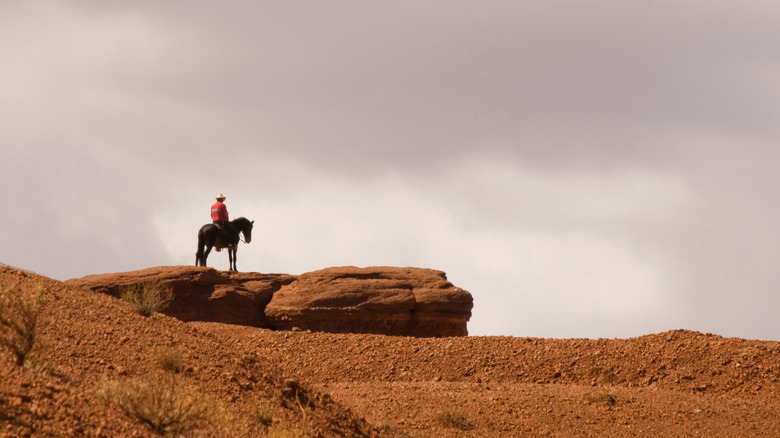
[211,194,232,239]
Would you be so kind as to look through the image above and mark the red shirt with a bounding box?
[211,201,229,222]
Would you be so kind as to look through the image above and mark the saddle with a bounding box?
[213,223,235,252]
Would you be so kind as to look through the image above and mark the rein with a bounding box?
[234,218,251,244]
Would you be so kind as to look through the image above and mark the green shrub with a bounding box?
[121,282,173,317]
[0,281,45,366]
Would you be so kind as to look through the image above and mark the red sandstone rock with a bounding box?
[64,265,474,337]
[264,266,474,337]
[65,266,295,327]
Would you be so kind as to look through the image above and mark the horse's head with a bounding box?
[235,217,254,243]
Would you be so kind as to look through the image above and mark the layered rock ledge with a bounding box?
[265,266,473,337]
[65,265,473,337]
[65,266,296,327]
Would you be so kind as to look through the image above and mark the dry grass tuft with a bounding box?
[249,399,279,426]
[0,281,45,366]
[585,392,619,407]
[121,282,173,317]
[98,377,228,436]
[434,409,474,431]
[155,347,186,373]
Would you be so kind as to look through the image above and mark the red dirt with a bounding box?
[3,264,780,437]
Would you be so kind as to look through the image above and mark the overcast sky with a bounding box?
[2,1,780,340]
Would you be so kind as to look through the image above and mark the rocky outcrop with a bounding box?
[65,266,296,327]
[66,265,473,337]
[265,266,473,337]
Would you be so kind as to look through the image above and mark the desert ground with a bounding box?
[2,264,780,437]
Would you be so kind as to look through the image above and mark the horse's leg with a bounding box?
[196,244,206,266]
[196,233,204,266]
[203,244,213,267]
[233,248,238,271]
[228,248,235,271]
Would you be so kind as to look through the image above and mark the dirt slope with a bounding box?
[3,264,780,437]
[1,265,371,437]
[200,324,780,437]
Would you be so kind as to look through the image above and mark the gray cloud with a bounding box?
[2,1,780,339]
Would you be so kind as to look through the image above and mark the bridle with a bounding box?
[238,224,251,244]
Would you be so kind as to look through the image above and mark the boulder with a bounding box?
[65,266,296,327]
[265,266,473,337]
[66,265,474,337]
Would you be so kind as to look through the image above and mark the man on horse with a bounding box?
[211,194,233,243]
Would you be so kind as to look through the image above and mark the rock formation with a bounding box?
[265,266,473,337]
[65,266,296,327]
[66,265,473,337]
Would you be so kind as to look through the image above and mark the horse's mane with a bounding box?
[232,217,251,226]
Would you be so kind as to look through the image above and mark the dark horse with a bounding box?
[195,217,254,271]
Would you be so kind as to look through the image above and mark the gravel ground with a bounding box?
[3,265,780,437]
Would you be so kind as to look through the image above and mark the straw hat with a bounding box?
[216,194,226,201]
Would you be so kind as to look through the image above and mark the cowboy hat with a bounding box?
[216,194,226,201]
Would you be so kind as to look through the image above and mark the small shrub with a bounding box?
[585,392,619,406]
[0,281,45,366]
[155,347,186,373]
[281,379,314,422]
[434,409,474,431]
[99,378,226,436]
[121,282,173,317]
[249,399,278,427]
